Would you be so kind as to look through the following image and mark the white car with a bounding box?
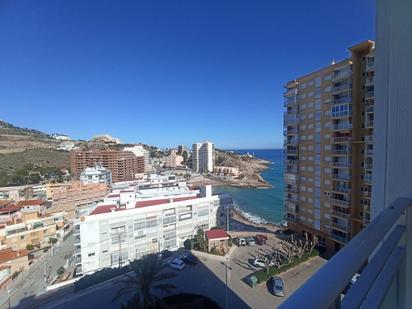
[168,258,186,271]
[253,258,266,268]
[271,276,285,297]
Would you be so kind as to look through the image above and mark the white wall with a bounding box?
[372,0,412,217]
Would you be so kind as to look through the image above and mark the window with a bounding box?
[111,226,126,245]
[88,252,95,257]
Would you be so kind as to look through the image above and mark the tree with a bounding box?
[183,239,193,250]
[113,254,177,309]
[193,229,208,253]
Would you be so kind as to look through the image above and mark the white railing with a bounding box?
[280,197,412,309]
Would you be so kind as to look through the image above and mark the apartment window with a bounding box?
[308,124,314,129]
[324,145,331,151]
[324,98,332,104]
[308,113,314,119]
[146,219,157,228]
[325,134,331,140]
[315,76,321,86]
[308,187,313,193]
[308,177,314,182]
[314,199,321,208]
[88,252,95,257]
[301,124,307,130]
[308,135,314,140]
[324,74,332,81]
[300,103,307,110]
[300,186,307,191]
[308,166,314,172]
[301,196,307,202]
[324,168,331,174]
[315,111,322,121]
[111,250,128,266]
[314,209,321,219]
[308,92,314,97]
[308,102,314,108]
[324,180,331,185]
[111,226,126,245]
[315,133,321,142]
[134,221,145,231]
[315,178,321,187]
[324,86,332,92]
[301,146,307,151]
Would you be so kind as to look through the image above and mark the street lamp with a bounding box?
[7,289,10,309]
[221,258,232,309]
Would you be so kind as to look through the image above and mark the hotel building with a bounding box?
[283,41,375,252]
[70,150,145,182]
[192,141,215,173]
[75,179,232,274]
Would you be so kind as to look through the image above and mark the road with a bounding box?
[3,233,74,309]
[29,242,326,309]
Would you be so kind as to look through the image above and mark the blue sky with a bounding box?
[0,0,375,149]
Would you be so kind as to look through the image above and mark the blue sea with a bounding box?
[213,149,284,224]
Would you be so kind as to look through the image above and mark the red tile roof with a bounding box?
[135,196,198,208]
[89,205,118,215]
[0,201,13,207]
[0,204,21,214]
[89,196,199,215]
[17,199,45,207]
[205,229,229,240]
[0,248,28,264]
[107,194,120,198]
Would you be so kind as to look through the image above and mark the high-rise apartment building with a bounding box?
[70,150,145,183]
[283,41,375,253]
[192,141,215,173]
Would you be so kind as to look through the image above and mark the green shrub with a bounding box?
[49,238,58,244]
[56,266,65,277]
[183,239,193,250]
[26,244,34,251]
[253,249,319,284]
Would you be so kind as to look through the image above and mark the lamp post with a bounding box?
[7,289,10,309]
[221,258,232,309]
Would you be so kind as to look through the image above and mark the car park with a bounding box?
[180,253,197,265]
[255,234,268,245]
[238,237,247,246]
[271,276,285,297]
[245,236,256,246]
[253,258,266,268]
[168,258,186,270]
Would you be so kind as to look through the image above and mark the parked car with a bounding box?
[168,258,186,270]
[255,234,268,245]
[238,237,247,246]
[161,250,173,259]
[271,276,285,297]
[180,253,197,265]
[253,258,266,268]
[245,236,256,246]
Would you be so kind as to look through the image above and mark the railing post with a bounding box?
[405,205,412,307]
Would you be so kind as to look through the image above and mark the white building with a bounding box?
[192,141,214,173]
[80,164,112,186]
[92,134,122,144]
[75,181,232,274]
[123,145,150,172]
[51,133,71,141]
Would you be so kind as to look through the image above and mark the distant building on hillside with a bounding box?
[192,141,215,173]
[70,150,144,182]
[80,164,112,186]
[92,134,122,144]
[51,133,71,141]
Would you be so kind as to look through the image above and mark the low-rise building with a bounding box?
[51,134,71,141]
[165,152,184,168]
[0,248,28,276]
[213,166,240,177]
[205,229,229,253]
[48,181,108,220]
[80,164,112,186]
[75,180,232,274]
[0,212,65,250]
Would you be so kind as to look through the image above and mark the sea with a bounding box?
[213,149,284,225]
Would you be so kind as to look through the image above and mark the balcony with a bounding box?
[330,221,350,232]
[280,198,411,309]
[285,185,298,193]
[285,201,298,213]
[365,119,374,128]
[332,148,351,155]
[284,213,297,223]
[285,137,299,146]
[284,115,299,124]
[332,136,352,143]
[330,185,351,194]
[286,166,298,174]
[364,162,373,170]
[330,197,351,207]
[366,60,375,71]
[364,135,373,143]
[329,161,351,168]
[364,149,373,156]
[284,96,297,106]
[333,123,353,131]
[284,88,298,97]
[332,96,351,105]
[286,148,298,156]
[366,105,374,114]
[286,127,298,135]
[329,232,349,245]
[330,210,351,219]
[332,173,351,181]
[332,84,351,95]
[365,90,374,99]
[364,174,372,184]
[285,159,298,165]
[332,70,351,81]
[365,76,374,87]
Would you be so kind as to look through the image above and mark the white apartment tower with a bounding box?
[192,141,215,173]
[80,163,112,186]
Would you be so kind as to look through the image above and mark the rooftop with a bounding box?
[0,248,28,264]
[205,229,229,240]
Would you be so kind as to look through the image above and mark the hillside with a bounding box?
[0,120,59,154]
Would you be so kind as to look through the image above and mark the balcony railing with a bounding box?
[285,159,298,165]
[330,197,352,207]
[329,232,350,244]
[332,70,351,81]
[332,148,351,155]
[332,136,352,143]
[329,161,351,168]
[285,137,299,145]
[332,173,351,181]
[365,149,373,156]
[364,174,372,183]
[284,115,299,124]
[365,90,374,99]
[284,88,297,97]
[365,119,374,128]
[280,197,412,309]
[331,186,351,193]
[286,149,298,155]
[332,96,351,105]
[333,123,353,131]
[331,210,351,219]
[364,135,373,143]
[332,84,351,94]
[330,221,350,232]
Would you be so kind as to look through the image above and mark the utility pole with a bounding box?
[221,258,232,309]
[226,205,230,233]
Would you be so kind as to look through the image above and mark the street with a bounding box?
[2,232,74,309]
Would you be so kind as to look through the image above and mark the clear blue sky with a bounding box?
[0,0,374,149]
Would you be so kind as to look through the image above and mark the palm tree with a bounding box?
[113,254,177,309]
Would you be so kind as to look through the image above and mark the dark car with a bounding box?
[161,250,173,259]
[255,234,268,245]
[180,253,198,265]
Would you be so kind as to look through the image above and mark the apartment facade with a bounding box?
[48,181,108,220]
[192,141,215,173]
[70,150,145,182]
[75,183,232,274]
[283,41,375,253]
[80,164,112,186]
